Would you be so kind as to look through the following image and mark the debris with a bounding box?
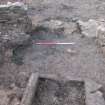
[0,2,32,65]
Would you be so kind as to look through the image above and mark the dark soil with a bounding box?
[33,78,85,105]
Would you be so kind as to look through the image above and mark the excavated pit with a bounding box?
[32,77,86,105]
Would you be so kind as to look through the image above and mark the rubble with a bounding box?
[0,2,32,46]
[0,2,32,65]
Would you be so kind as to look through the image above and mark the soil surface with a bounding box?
[0,0,105,104]
[33,78,85,105]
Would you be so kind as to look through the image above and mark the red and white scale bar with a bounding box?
[34,42,75,45]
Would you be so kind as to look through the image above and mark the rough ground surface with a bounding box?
[0,0,105,104]
[33,78,85,105]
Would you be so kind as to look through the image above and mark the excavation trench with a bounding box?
[21,74,86,105]
[33,78,85,105]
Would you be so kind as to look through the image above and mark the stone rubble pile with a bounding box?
[0,2,32,64]
[0,2,32,47]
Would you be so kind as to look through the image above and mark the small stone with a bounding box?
[67,49,76,55]
[101,47,105,55]
[16,72,29,88]
[0,90,10,105]
[72,17,79,22]
[64,22,77,35]
[85,78,102,93]
[87,91,105,105]
[85,79,105,105]
[5,49,13,57]
[77,19,98,38]
[45,19,64,30]
[97,25,105,46]
[10,97,20,105]
[50,20,63,26]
